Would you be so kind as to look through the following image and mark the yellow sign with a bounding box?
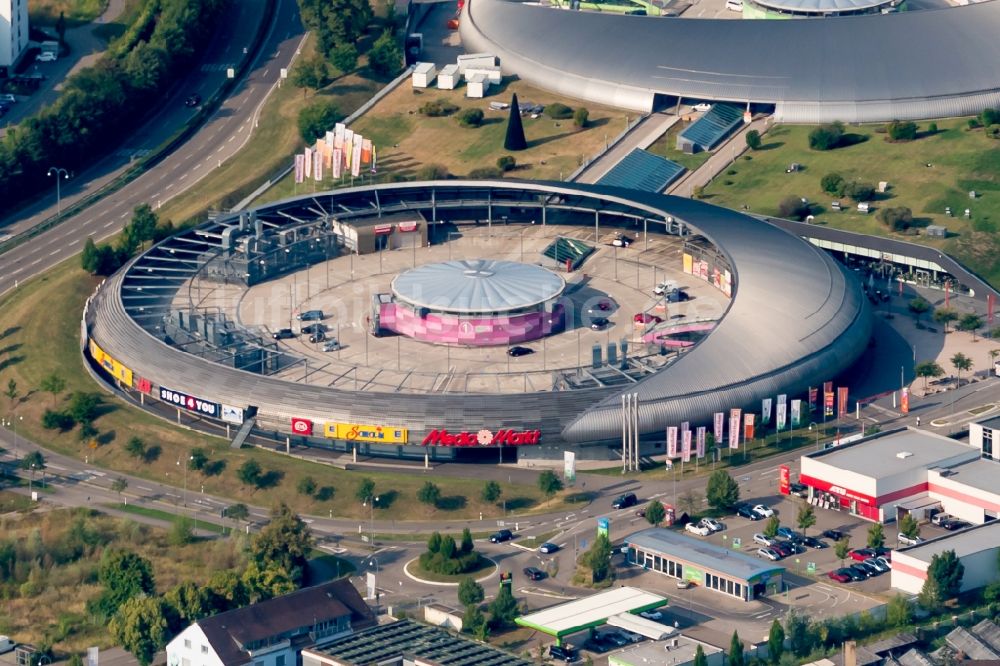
[682,253,694,275]
[323,421,408,444]
[89,338,134,387]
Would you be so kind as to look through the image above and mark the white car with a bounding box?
[0,94,15,103]
[0,637,14,655]
[753,532,777,547]
[699,518,723,533]
[752,504,775,518]
[36,52,57,62]
[685,522,711,537]
[653,280,679,296]
[875,556,892,571]
[898,533,924,547]
[693,103,712,112]
[757,547,781,561]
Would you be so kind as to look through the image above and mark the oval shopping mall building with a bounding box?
[84,181,872,461]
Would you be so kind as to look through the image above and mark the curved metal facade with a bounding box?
[85,182,870,454]
[459,0,1000,123]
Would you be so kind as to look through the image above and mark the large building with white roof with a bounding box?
[891,522,1000,595]
[0,0,29,69]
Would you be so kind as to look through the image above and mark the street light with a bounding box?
[364,495,380,549]
[1,415,22,456]
[47,167,70,217]
[808,422,820,450]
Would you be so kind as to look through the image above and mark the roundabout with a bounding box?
[403,556,499,586]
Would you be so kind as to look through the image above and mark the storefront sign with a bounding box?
[89,339,134,387]
[373,223,393,235]
[221,405,244,424]
[778,465,791,495]
[799,473,875,505]
[325,422,408,444]
[397,221,418,232]
[135,377,153,394]
[291,418,314,435]
[159,387,219,417]
[421,428,540,446]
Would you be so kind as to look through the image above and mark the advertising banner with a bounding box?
[683,253,693,274]
[420,428,536,446]
[334,122,346,149]
[696,426,706,458]
[808,386,817,412]
[779,465,791,495]
[361,138,373,165]
[221,405,244,425]
[344,128,354,165]
[564,451,576,484]
[761,398,772,426]
[294,154,305,183]
[837,386,850,418]
[824,391,835,418]
[744,413,755,440]
[325,130,335,148]
[304,147,313,180]
[351,133,363,177]
[901,387,910,415]
[682,429,692,463]
[714,412,724,444]
[89,339,134,387]
[791,399,802,427]
[332,148,343,179]
[291,417,313,436]
[597,517,610,538]
[729,408,741,449]
[776,402,787,430]
[325,422,408,444]
[313,152,323,181]
[159,386,219,417]
[135,377,152,394]
[667,426,678,458]
[823,380,833,396]
[681,421,690,434]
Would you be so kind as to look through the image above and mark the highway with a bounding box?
[0,0,305,295]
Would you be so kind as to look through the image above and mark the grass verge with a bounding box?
[404,555,496,583]
[108,502,228,534]
[29,0,107,26]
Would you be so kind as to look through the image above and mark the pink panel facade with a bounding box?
[378,302,564,346]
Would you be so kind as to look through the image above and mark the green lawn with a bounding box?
[702,118,1000,286]
[645,118,714,172]
[109,502,228,533]
[29,0,108,26]
[404,555,497,583]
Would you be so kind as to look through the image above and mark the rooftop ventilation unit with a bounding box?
[896,451,914,459]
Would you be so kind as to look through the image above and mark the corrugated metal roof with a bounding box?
[945,626,999,660]
[459,0,1000,122]
[625,528,785,581]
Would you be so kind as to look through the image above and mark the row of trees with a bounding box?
[81,204,175,276]
[0,0,226,214]
[457,576,520,639]
[419,529,482,575]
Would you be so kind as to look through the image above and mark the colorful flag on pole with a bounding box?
[371,145,377,173]
[303,147,313,181]
[682,429,692,463]
[351,133,363,177]
[361,138,373,165]
[808,386,818,412]
[837,386,849,418]
[667,427,678,458]
[696,426,706,458]
[729,408,741,449]
[761,398,772,426]
[791,399,802,427]
[313,152,323,181]
[744,413,755,440]
[681,421,690,434]
[332,148,343,179]
[294,154,305,184]
[776,402,787,430]
[714,412,724,444]
[901,387,910,415]
[824,390,835,418]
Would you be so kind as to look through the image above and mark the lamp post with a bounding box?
[1,415,22,456]
[808,422,820,450]
[364,495,380,550]
[47,167,70,217]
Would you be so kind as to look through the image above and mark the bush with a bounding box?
[297,99,342,143]
[328,43,358,74]
[821,172,844,195]
[468,166,502,179]
[777,195,810,221]
[496,155,516,172]
[573,107,589,128]
[419,99,459,117]
[842,180,875,202]
[545,103,573,119]
[928,121,938,133]
[887,120,918,142]
[42,409,75,431]
[297,476,317,496]
[745,129,761,150]
[981,108,1000,127]
[416,164,449,179]
[808,122,844,150]
[457,108,484,128]
[877,206,913,231]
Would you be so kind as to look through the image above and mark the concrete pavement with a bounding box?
[667,117,770,198]
[574,112,680,184]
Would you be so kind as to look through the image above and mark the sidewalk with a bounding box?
[573,112,680,184]
[667,117,770,197]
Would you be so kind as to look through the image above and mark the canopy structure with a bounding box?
[515,587,667,643]
[606,613,678,640]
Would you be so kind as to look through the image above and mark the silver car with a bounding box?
[322,339,341,351]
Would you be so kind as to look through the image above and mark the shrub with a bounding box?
[328,43,358,74]
[468,166,502,179]
[745,129,761,150]
[368,29,402,77]
[419,99,459,117]
[967,118,979,130]
[887,120,918,142]
[808,122,844,150]
[726,169,737,175]
[457,108,484,127]
[777,195,810,221]
[928,121,938,133]
[981,108,1000,127]
[545,102,573,119]
[42,410,75,431]
[877,206,913,231]
[416,164,450,179]
[496,155,516,172]
[842,180,876,202]
[821,172,844,195]
[573,107,589,128]
[297,476,317,496]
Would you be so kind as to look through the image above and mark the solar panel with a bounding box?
[679,103,745,152]
[598,148,686,193]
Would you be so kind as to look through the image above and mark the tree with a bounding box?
[808,122,844,150]
[898,513,920,540]
[574,107,590,128]
[291,55,329,95]
[129,204,158,249]
[461,528,474,554]
[242,560,296,603]
[40,373,66,406]
[457,108,484,128]
[249,503,313,585]
[934,307,959,333]
[297,476,318,496]
[867,522,885,549]
[166,581,215,623]
[496,155,517,172]
[914,361,944,390]
[835,538,851,567]
[112,477,128,498]
[918,575,943,609]
[777,195,810,221]
[189,448,208,472]
[488,584,519,629]
[706,470,740,511]
[796,504,816,536]
[368,29,402,77]
[68,392,101,424]
[645,500,666,526]
[427,531,443,554]
[693,644,708,666]
[56,11,67,43]
[729,631,745,666]
[504,93,527,151]
[237,460,262,487]
[297,99,342,143]
[125,436,146,459]
[908,297,931,318]
[418,481,442,506]
[109,596,169,666]
[356,477,376,504]
[958,313,984,340]
[767,619,785,665]
[168,517,195,546]
[745,129,761,150]
[458,576,485,607]
[785,611,815,657]
[482,480,502,503]
[951,351,974,387]
[545,103,573,119]
[842,180,876,202]
[225,503,249,533]
[91,550,156,618]
[538,470,563,496]
[821,172,844,195]
[328,43,358,74]
[764,515,780,539]
[5,378,18,407]
[923,549,964,603]
[581,533,613,583]
[886,593,913,627]
[82,237,100,273]
[887,120,918,142]
[20,450,45,472]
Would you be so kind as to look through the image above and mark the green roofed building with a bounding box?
[301,618,532,666]
[516,586,668,646]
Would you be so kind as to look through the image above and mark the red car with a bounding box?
[634,313,663,324]
[827,568,853,583]
[849,548,877,562]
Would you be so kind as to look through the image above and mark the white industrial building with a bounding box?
[968,416,1000,462]
[891,521,1000,595]
[0,0,29,69]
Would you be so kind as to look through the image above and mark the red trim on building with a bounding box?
[890,558,928,581]
[798,473,878,505]
[928,482,1000,513]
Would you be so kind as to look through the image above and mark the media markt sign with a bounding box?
[421,428,541,446]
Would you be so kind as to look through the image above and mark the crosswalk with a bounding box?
[200,63,236,72]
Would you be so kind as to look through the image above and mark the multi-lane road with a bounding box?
[0,0,304,295]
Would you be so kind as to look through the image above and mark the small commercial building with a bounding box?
[798,428,980,522]
[890,522,1000,595]
[609,634,725,666]
[968,416,1000,462]
[624,528,784,601]
[516,586,668,645]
